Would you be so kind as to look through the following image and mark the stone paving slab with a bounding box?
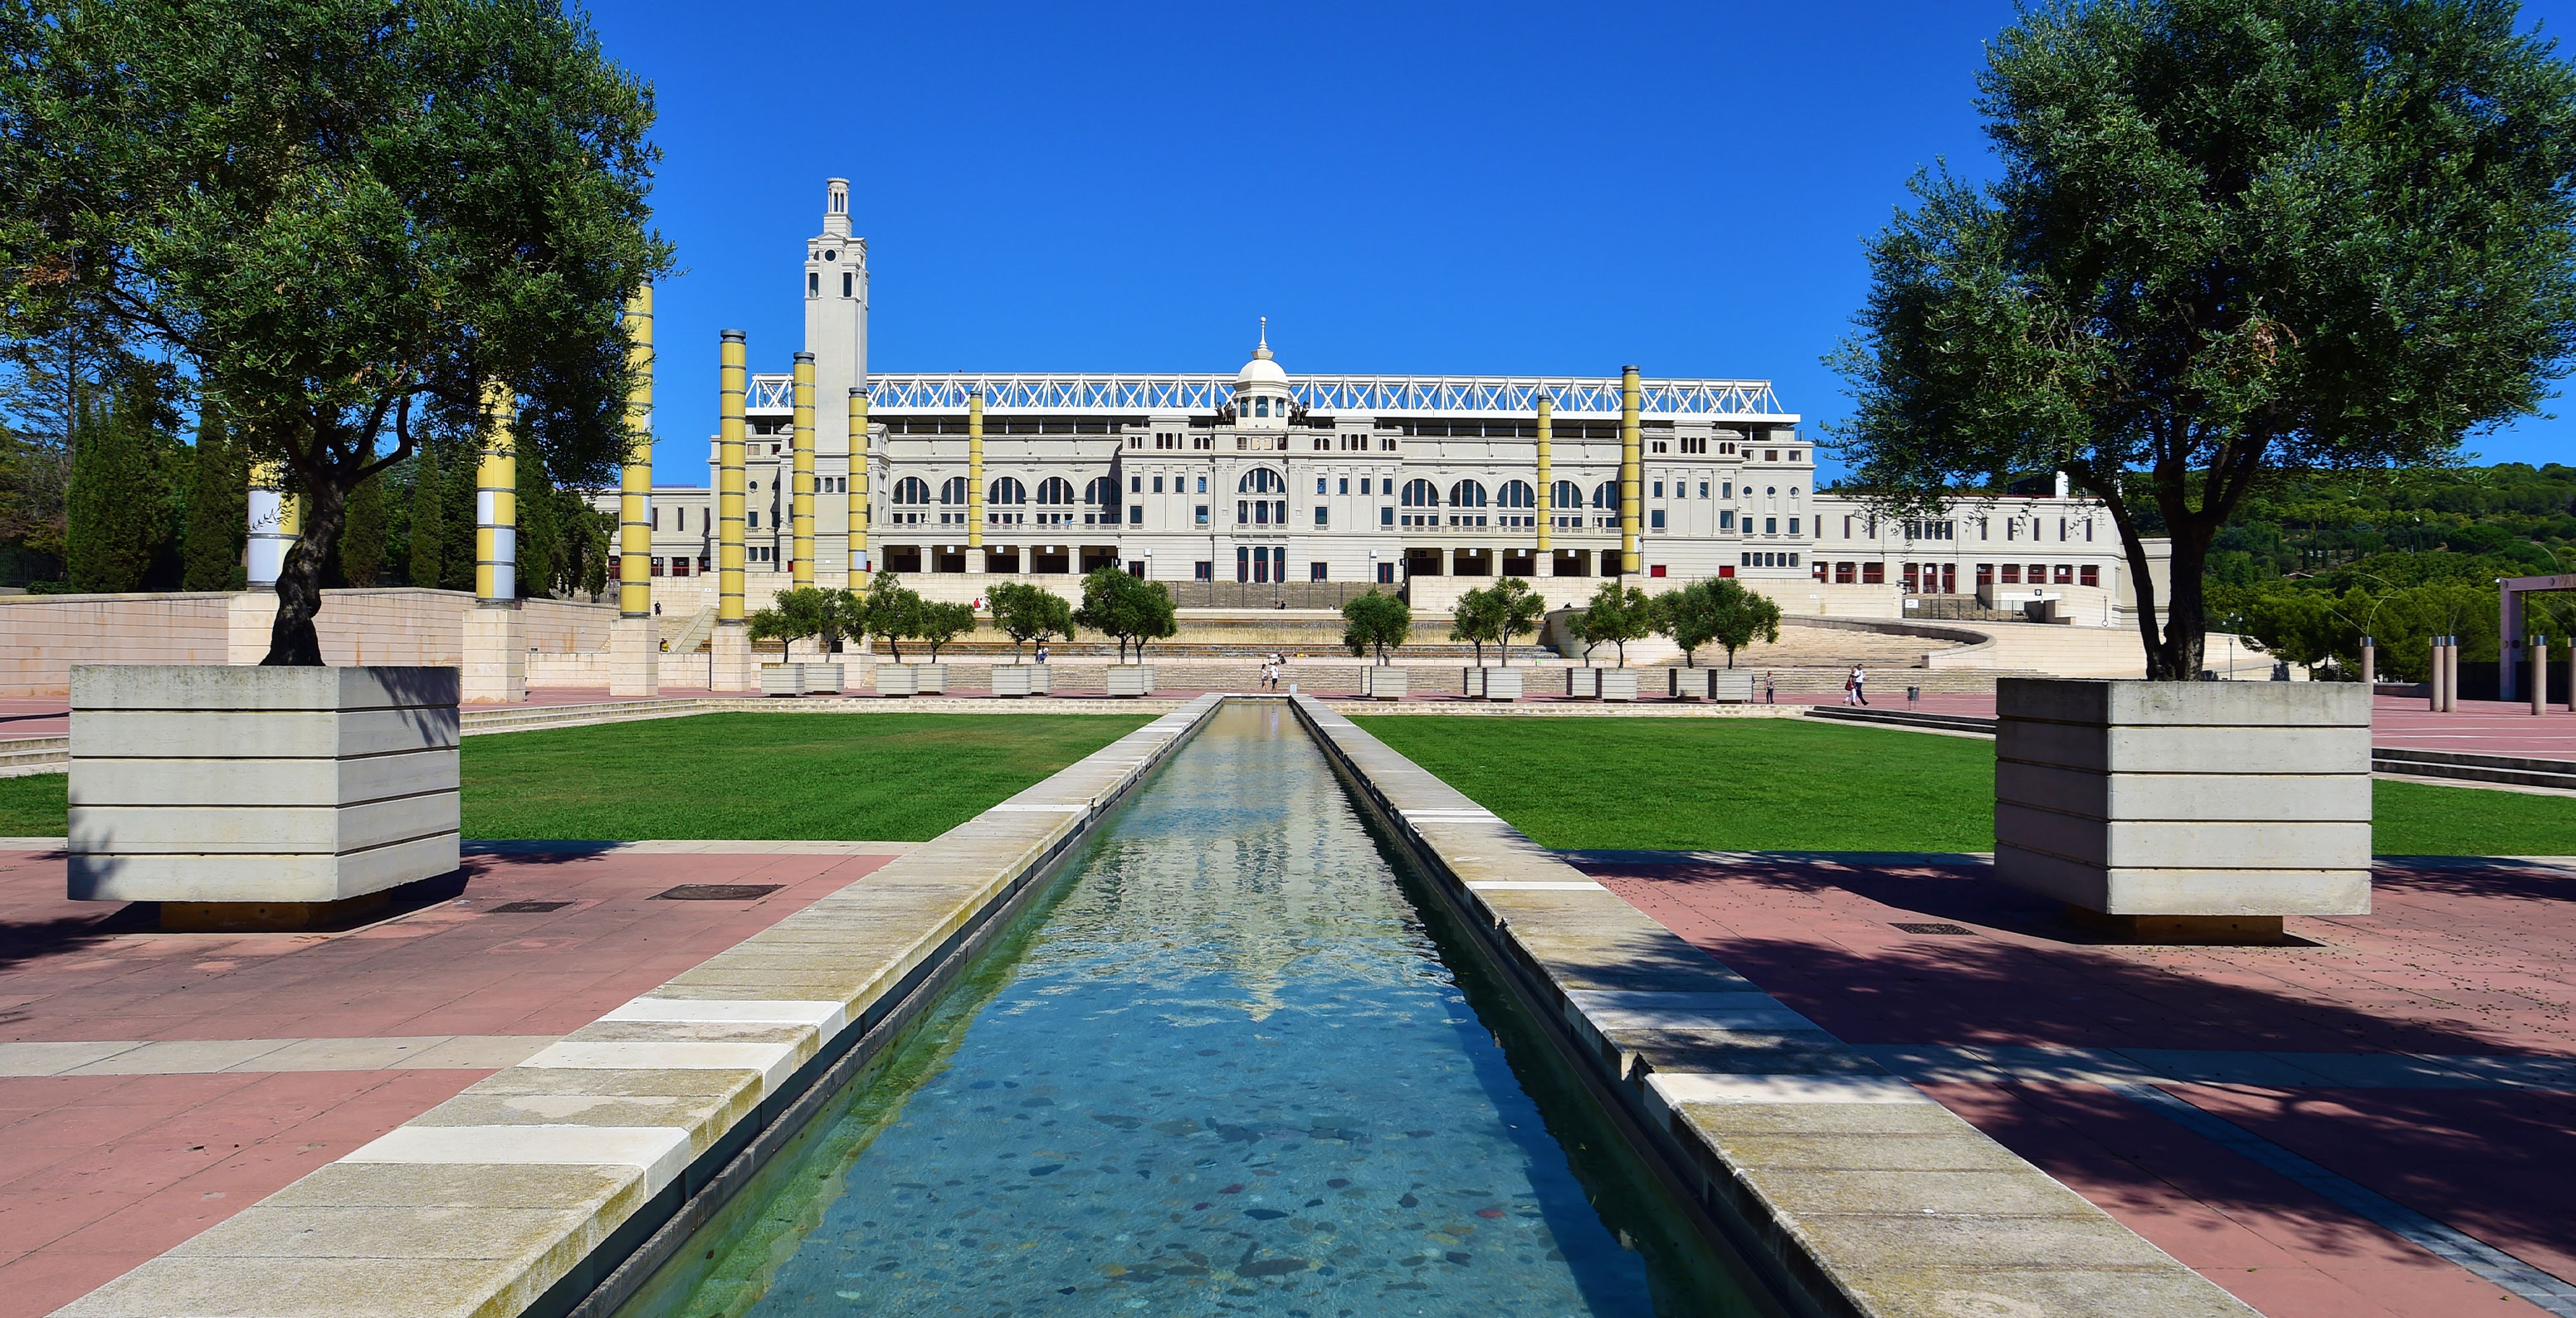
[1287,694,2256,1318]
[43,693,1224,1318]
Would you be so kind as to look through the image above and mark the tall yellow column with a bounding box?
[462,380,527,702]
[1534,394,1553,556]
[475,382,518,606]
[712,330,754,691]
[612,286,660,696]
[790,351,816,588]
[847,388,869,575]
[1618,364,1642,575]
[967,390,984,556]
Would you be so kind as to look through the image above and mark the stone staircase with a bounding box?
[664,605,718,655]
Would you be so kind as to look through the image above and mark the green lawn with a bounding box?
[1351,715,2576,857]
[0,713,1150,842]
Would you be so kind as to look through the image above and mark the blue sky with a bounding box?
[591,0,2576,483]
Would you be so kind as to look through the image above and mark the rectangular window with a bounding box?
[749,510,759,529]
[1699,482,1710,498]
[1195,505,1209,526]
[1338,478,1349,494]
[1764,517,1777,535]
[1310,561,1327,582]
[1255,501,1270,525]
[1236,546,1249,583]
[1316,477,1328,494]
[1314,506,1328,527]
[1788,554,1799,567]
[2080,564,2100,587]
[1720,510,1734,530]
[1380,506,1393,526]
[1152,476,1164,493]
[1788,517,1801,535]
[1861,562,1884,583]
[1195,560,1212,580]
[1359,477,1371,495]
[650,556,665,576]
[2054,564,2073,583]
[1650,509,1666,530]
[1651,481,1664,497]
[2002,564,2020,583]
[1238,500,1249,523]
[1722,481,1732,499]
[1130,476,1141,493]
[1128,505,1142,525]
[1976,564,1993,586]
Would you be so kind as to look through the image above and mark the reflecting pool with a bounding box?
[621,701,1753,1317]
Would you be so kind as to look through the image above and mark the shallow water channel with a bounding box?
[615,701,1759,1317]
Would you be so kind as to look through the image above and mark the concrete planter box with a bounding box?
[1666,668,1700,700]
[874,665,919,697]
[1106,664,1155,697]
[68,665,461,926]
[990,665,1036,697]
[1597,668,1637,701]
[1027,664,1051,695]
[1994,677,2371,942]
[1361,666,1408,700]
[805,662,845,695]
[1463,666,1487,699]
[1481,667,1523,701]
[914,664,949,694]
[1566,667,1601,699]
[1666,668,1755,701]
[761,663,805,697]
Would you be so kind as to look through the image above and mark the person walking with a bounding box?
[1033,640,1050,666]
[1266,651,1286,691]
[1851,665,1869,706]
[1764,671,1776,705]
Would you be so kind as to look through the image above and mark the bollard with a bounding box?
[2360,636,2375,688]
[2536,637,2550,717]
[2428,637,2442,712]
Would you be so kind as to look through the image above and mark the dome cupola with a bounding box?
[1233,319,1291,432]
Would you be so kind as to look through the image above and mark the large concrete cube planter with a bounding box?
[875,665,918,697]
[990,665,1036,697]
[760,663,805,697]
[1106,664,1155,697]
[805,662,845,695]
[69,665,461,929]
[1994,677,2371,942]
[1361,666,1407,700]
[1481,667,1523,701]
[1566,668,1600,699]
[1597,668,1637,701]
[914,664,949,694]
[1027,664,1051,695]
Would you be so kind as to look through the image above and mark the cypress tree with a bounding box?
[64,386,168,592]
[180,403,244,590]
[515,449,558,598]
[407,443,443,588]
[340,441,386,587]
[439,438,476,593]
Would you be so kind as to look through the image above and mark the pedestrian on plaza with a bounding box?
[1266,651,1286,691]
[1851,665,1869,706]
[1764,671,1775,705]
[1034,640,1050,666]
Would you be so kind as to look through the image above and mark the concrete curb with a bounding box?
[1287,694,2256,1318]
[47,694,1227,1318]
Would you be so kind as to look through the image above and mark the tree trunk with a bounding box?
[2151,534,2212,681]
[263,478,346,666]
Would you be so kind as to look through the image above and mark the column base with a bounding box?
[2063,906,2289,945]
[610,616,661,697]
[461,607,526,704]
[162,891,392,933]
[710,625,756,692]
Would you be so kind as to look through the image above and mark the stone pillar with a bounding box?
[2534,637,2549,716]
[847,388,870,578]
[2427,637,2443,712]
[613,286,661,697]
[791,350,816,588]
[462,383,524,704]
[246,461,295,589]
[2359,636,2375,687]
[1617,365,1640,575]
[713,330,755,691]
[1534,394,1552,556]
[1994,678,2370,944]
[967,388,984,553]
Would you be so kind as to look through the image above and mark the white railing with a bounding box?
[753,372,1793,421]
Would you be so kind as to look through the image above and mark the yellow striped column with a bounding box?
[791,352,816,588]
[1534,394,1553,556]
[848,388,869,574]
[718,331,748,624]
[476,381,517,605]
[967,389,985,554]
[618,286,654,619]
[1618,364,1641,575]
[246,461,295,588]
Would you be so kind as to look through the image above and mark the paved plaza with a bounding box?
[0,842,900,1315]
[1580,850,2576,1318]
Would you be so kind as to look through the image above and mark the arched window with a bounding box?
[891,476,930,505]
[1592,481,1617,509]
[988,476,1026,505]
[1497,481,1534,509]
[1401,479,1440,507]
[1254,398,1269,417]
[940,476,971,505]
[1447,480,1488,508]
[1238,468,1285,495]
[1552,480,1583,514]
[1085,476,1115,506]
[1035,476,1076,505]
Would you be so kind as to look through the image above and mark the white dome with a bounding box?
[1237,354,1287,387]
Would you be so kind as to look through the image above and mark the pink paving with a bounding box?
[0,844,890,1316]
[1578,851,2576,1318]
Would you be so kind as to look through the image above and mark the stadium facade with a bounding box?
[607,182,2139,618]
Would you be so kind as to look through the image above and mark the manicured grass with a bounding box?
[461,713,1151,841]
[0,714,1151,842]
[1351,715,2576,857]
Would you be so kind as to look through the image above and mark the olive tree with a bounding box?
[985,580,1073,661]
[1490,576,1546,666]
[1340,588,1411,665]
[1828,0,2576,679]
[0,0,672,663]
[1447,584,1500,666]
[1572,580,1652,667]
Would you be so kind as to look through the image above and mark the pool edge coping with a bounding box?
[46,694,1229,1318]
[1289,693,2261,1318]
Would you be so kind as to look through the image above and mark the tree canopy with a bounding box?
[1828,0,2576,679]
[1341,589,1412,665]
[1651,578,1781,668]
[985,581,1074,661]
[1073,568,1176,663]
[1571,580,1653,667]
[0,0,672,661]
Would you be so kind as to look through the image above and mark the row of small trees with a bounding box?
[1339,575,1786,669]
[745,568,1179,665]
